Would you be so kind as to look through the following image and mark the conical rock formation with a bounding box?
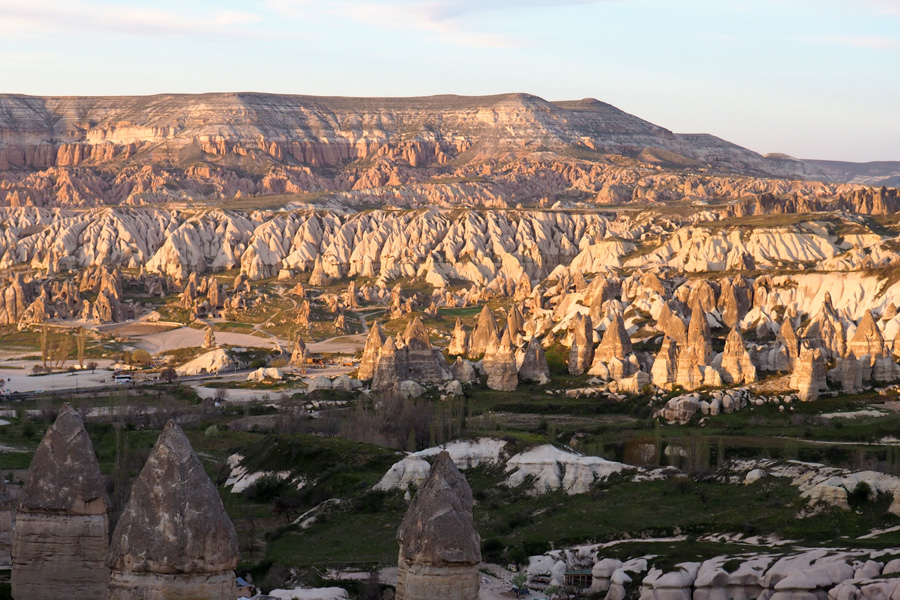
[0,473,11,568]
[469,306,498,357]
[568,313,594,376]
[358,321,387,381]
[396,451,480,600]
[108,420,239,600]
[519,337,551,384]
[483,330,518,391]
[719,328,757,385]
[448,317,470,356]
[12,404,109,600]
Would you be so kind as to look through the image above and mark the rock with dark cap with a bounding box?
[12,404,109,600]
[108,420,239,600]
[396,451,480,600]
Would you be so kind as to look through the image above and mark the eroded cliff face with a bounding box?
[0,92,836,208]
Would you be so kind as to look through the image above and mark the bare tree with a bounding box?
[40,324,49,367]
[76,326,87,368]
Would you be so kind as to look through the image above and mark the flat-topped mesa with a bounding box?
[0,472,11,568]
[357,321,387,381]
[448,317,470,357]
[12,404,109,600]
[482,329,518,391]
[568,313,595,376]
[519,337,551,384]
[108,420,239,600]
[396,451,481,600]
[469,305,499,357]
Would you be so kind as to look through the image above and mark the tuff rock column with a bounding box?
[0,471,11,568]
[12,404,109,600]
[396,451,481,600]
[107,420,239,600]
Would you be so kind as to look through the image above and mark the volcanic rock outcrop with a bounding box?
[568,313,595,376]
[395,451,481,600]
[358,321,387,381]
[482,330,518,391]
[519,337,551,384]
[791,346,828,402]
[448,317,470,357]
[0,473,11,568]
[718,328,757,385]
[469,306,499,357]
[12,404,109,600]
[107,420,239,600]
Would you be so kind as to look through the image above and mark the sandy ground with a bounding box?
[0,359,116,393]
[132,327,285,353]
[131,326,365,355]
[307,334,366,354]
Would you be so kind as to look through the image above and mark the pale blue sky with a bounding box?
[0,0,898,162]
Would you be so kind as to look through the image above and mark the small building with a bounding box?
[235,576,254,598]
[564,569,592,589]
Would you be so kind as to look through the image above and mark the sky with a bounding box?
[0,0,898,162]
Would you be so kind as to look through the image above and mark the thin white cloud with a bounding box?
[798,34,900,50]
[0,0,263,38]
[858,0,900,16]
[266,0,615,48]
